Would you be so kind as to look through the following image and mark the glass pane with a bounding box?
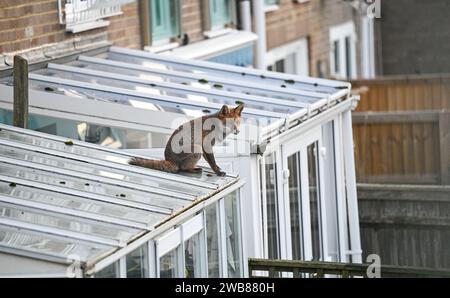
[224,191,242,277]
[275,59,285,73]
[210,0,231,29]
[261,153,280,259]
[288,152,303,260]
[205,203,220,277]
[126,245,149,278]
[96,262,119,278]
[184,232,202,278]
[307,142,322,261]
[345,36,352,78]
[334,40,340,74]
[160,247,179,277]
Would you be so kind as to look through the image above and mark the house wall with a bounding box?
[0,0,142,55]
[375,0,450,75]
[265,0,360,78]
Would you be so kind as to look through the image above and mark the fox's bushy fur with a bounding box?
[129,104,244,176]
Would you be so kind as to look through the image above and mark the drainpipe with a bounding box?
[252,0,267,69]
[239,0,252,32]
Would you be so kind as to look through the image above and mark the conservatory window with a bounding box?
[95,261,119,278]
[126,245,149,278]
[288,152,304,260]
[307,141,323,261]
[260,153,281,259]
[224,191,242,278]
[184,232,204,278]
[205,203,220,277]
[160,247,180,278]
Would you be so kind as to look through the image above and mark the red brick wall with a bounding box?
[180,0,205,44]
[265,0,357,77]
[0,0,142,54]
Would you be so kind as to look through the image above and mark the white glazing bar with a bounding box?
[109,46,348,89]
[0,155,194,205]
[48,63,311,109]
[78,55,329,99]
[29,73,287,119]
[0,217,121,247]
[0,124,221,190]
[342,110,362,263]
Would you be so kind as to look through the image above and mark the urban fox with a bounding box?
[129,104,244,176]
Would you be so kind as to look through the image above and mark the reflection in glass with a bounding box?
[308,142,322,261]
[225,191,242,277]
[184,232,202,278]
[126,245,148,278]
[95,262,119,278]
[288,152,303,260]
[261,153,280,259]
[205,203,220,277]
[160,247,179,278]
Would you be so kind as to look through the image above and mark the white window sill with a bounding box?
[65,20,110,33]
[203,28,233,39]
[144,42,180,54]
[264,5,279,13]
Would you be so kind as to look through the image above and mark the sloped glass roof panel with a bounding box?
[0,144,210,198]
[0,226,112,263]
[67,59,319,103]
[100,48,347,94]
[0,204,138,245]
[0,125,237,188]
[0,180,167,226]
[32,67,299,115]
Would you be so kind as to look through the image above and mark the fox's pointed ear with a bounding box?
[235,103,244,115]
[218,105,229,116]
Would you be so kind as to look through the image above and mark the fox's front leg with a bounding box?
[203,151,225,176]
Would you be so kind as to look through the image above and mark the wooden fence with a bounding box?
[351,75,450,185]
[358,183,450,269]
[248,258,450,278]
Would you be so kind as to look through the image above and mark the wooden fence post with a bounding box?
[13,55,29,128]
[439,111,450,185]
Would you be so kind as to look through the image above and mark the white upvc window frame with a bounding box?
[329,21,357,80]
[266,38,310,76]
[58,0,134,33]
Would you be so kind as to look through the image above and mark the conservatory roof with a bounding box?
[0,123,238,268]
[0,46,352,143]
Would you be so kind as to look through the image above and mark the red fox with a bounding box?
[129,104,244,176]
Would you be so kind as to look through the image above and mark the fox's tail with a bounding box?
[128,157,179,173]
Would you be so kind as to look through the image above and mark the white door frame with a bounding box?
[281,126,329,261]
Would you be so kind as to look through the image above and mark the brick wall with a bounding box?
[265,0,358,78]
[180,0,205,44]
[375,0,450,75]
[0,0,142,54]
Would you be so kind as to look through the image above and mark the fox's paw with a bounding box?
[128,157,141,165]
[216,170,226,176]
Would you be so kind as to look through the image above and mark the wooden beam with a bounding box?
[439,112,450,185]
[352,111,439,124]
[13,55,28,128]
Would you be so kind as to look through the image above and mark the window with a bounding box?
[267,38,309,76]
[126,245,149,278]
[329,22,356,79]
[95,262,119,278]
[60,0,131,33]
[260,153,281,259]
[209,0,233,30]
[205,203,220,277]
[224,191,242,277]
[149,0,180,45]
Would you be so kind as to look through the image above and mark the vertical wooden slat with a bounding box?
[439,112,450,185]
[13,55,28,129]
